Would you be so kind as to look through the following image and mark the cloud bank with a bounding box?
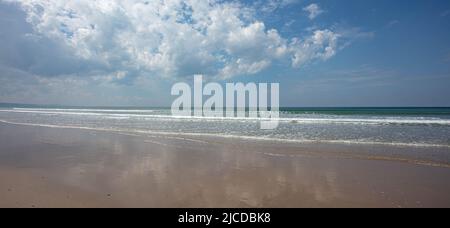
[3,0,341,82]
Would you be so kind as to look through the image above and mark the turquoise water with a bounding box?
[1,104,450,148]
[2,103,450,116]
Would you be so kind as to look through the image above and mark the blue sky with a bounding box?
[0,0,449,107]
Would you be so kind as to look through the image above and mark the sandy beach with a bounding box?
[0,122,449,208]
[1,0,450,213]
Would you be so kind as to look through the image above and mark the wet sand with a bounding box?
[0,122,450,208]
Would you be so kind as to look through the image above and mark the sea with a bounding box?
[1,104,450,149]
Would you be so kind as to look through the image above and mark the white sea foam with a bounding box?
[12,108,156,113]
[1,108,450,125]
[1,119,449,149]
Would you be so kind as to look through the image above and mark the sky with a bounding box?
[0,0,449,107]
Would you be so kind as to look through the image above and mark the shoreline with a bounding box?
[1,122,450,207]
[1,119,450,168]
[1,118,450,150]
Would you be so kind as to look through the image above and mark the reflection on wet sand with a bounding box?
[1,122,450,207]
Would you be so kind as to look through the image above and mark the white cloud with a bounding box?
[303,3,324,20]
[260,0,299,13]
[4,0,341,80]
[290,30,339,67]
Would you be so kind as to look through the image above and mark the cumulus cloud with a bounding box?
[290,30,339,67]
[2,0,341,81]
[303,3,324,20]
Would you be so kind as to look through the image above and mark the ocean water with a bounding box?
[0,105,450,148]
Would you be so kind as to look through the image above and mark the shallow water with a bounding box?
[0,106,449,148]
